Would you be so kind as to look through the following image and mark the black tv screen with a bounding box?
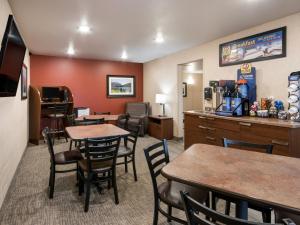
[0,15,26,97]
[42,87,61,100]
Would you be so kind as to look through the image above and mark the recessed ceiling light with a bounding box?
[67,45,75,55]
[121,51,128,59]
[155,32,164,43]
[78,25,91,34]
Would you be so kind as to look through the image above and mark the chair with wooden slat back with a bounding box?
[42,127,82,199]
[180,191,295,225]
[212,138,274,223]
[78,136,121,212]
[116,124,140,181]
[144,140,209,225]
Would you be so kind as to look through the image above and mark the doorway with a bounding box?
[177,59,203,138]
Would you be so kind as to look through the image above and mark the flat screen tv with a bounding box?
[0,15,26,97]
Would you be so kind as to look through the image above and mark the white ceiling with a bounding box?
[8,0,300,63]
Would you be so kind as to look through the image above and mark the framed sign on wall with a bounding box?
[106,75,136,98]
[219,27,287,67]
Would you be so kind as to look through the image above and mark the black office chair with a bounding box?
[212,138,274,222]
[144,139,209,225]
[181,191,295,225]
[42,127,82,199]
[117,125,140,181]
[78,136,121,212]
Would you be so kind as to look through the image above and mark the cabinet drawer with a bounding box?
[208,118,240,132]
[239,122,289,141]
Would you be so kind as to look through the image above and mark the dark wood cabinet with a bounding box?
[148,116,173,140]
[184,112,300,158]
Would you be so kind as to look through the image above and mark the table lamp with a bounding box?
[155,94,167,117]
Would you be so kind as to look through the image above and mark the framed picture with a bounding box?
[182,82,187,97]
[219,27,287,67]
[106,75,136,98]
[21,64,27,99]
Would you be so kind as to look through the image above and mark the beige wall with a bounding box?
[182,73,203,111]
[0,0,30,208]
[144,12,300,137]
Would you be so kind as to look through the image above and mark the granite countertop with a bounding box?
[184,110,300,128]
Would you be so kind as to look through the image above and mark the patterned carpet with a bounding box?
[0,136,263,225]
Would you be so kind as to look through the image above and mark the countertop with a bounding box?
[184,110,300,128]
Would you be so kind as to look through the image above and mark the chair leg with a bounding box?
[84,180,91,212]
[262,210,272,223]
[49,165,55,199]
[124,156,128,173]
[212,193,217,210]
[132,156,137,181]
[112,170,119,204]
[225,201,231,215]
[69,140,73,151]
[153,199,159,225]
[167,206,172,222]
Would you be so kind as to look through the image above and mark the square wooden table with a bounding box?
[66,124,129,140]
[161,144,300,219]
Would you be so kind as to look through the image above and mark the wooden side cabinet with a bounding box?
[148,116,173,140]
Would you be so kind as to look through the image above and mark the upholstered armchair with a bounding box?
[117,102,150,136]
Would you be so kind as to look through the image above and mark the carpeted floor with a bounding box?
[0,135,264,225]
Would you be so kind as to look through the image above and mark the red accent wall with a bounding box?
[30,55,143,114]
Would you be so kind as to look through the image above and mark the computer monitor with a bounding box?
[42,87,61,100]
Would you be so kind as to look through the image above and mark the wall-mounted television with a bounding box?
[0,15,26,97]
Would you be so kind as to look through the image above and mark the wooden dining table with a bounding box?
[66,124,129,140]
[161,143,300,220]
[75,114,119,123]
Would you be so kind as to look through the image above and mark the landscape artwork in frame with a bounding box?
[219,27,286,67]
[21,64,27,99]
[107,75,136,98]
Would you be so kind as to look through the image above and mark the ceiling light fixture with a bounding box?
[155,32,164,43]
[67,45,75,55]
[121,51,128,60]
[78,25,91,34]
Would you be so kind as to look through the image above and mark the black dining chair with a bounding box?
[117,125,140,181]
[144,139,209,225]
[42,127,83,199]
[212,138,274,222]
[275,209,300,225]
[66,113,77,151]
[181,191,295,225]
[78,136,121,212]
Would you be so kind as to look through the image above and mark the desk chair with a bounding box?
[94,112,111,115]
[47,103,68,144]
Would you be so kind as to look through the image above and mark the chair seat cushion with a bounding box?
[128,118,141,125]
[117,146,133,157]
[158,181,208,209]
[54,150,83,164]
[118,119,126,125]
[78,159,113,172]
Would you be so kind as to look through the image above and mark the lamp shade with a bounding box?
[155,94,167,104]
